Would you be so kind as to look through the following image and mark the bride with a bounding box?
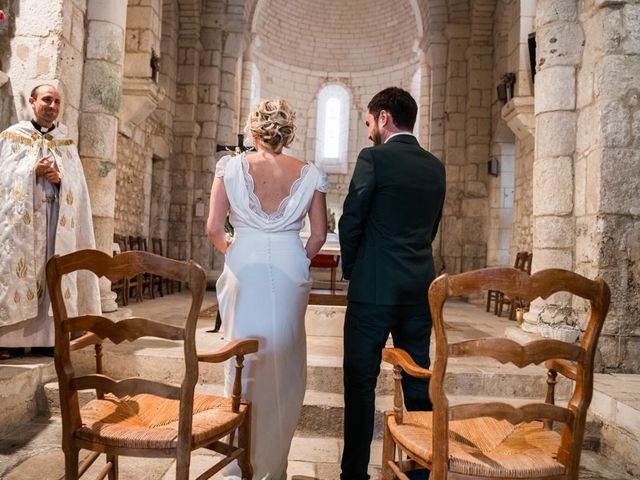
[207,98,328,479]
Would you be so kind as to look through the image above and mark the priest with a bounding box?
[0,84,100,357]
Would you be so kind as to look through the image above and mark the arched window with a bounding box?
[315,84,350,174]
[249,63,261,110]
[411,67,421,137]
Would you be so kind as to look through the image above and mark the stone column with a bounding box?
[79,0,127,313]
[442,27,470,274]
[168,32,201,264]
[205,31,244,281]
[424,36,448,274]
[574,0,640,371]
[523,0,582,332]
[464,43,493,272]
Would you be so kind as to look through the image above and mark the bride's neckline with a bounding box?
[240,152,310,221]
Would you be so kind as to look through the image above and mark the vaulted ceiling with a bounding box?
[251,0,421,72]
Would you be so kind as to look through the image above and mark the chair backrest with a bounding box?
[46,249,206,450]
[114,233,129,252]
[152,237,164,256]
[428,267,610,478]
[139,236,149,252]
[513,251,532,272]
[128,235,142,250]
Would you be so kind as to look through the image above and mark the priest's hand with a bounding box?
[34,155,53,177]
[35,155,61,184]
[45,165,61,184]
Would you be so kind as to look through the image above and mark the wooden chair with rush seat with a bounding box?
[126,235,145,303]
[46,249,258,480]
[152,236,182,294]
[486,251,533,319]
[111,234,129,306]
[495,251,533,319]
[381,266,610,480]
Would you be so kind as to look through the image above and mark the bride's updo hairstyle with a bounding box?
[246,98,296,153]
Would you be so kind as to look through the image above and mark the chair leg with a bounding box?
[149,274,155,299]
[122,278,129,306]
[64,448,80,480]
[486,291,493,312]
[175,455,190,480]
[237,403,254,480]
[509,299,517,320]
[496,293,504,317]
[382,412,396,480]
[330,266,337,294]
[136,275,143,302]
[107,454,118,480]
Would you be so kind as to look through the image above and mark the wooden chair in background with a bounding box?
[126,236,145,303]
[46,249,259,479]
[486,251,525,314]
[152,236,182,294]
[150,236,166,297]
[485,251,533,319]
[496,251,533,319]
[133,235,163,299]
[111,234,129,306]
[381,266,610,480]
[310,254,340,294]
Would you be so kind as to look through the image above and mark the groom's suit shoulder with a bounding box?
[361,137,443,170]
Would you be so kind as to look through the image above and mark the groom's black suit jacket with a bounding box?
[339,134,446,305]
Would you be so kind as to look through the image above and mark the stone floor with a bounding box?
[0,290,638,479]
[0,414,634,480]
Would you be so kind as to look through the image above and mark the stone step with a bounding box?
[305,304,345,337]
[587,374,640,477]
[108,291,515,342]
[65,327,573,400]
[0,357,56,436]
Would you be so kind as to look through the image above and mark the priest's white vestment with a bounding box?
[0,121,100,347]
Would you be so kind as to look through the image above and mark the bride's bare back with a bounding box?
[245,151,306,215]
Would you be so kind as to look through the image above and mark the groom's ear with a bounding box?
[378,110,390,127]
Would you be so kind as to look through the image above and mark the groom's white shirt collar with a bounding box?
[384,132,416,143]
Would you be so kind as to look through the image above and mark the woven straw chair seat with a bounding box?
[76,393,246,450]
[388,412,565,478]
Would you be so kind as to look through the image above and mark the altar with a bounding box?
[301,233,346,305]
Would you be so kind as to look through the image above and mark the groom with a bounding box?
[338,87,446,480]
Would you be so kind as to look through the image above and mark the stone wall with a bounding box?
[147,0,179,247]
[203,24,240,275]
[487,0,535,266]
[113,0,163,238]
[114,123,154,236]
[510,135,534,256]
[487,143,515,266]
[0,0,17,130]
[573,0,640,371]
[440,32,470,274]
[165,0,201,263]
[0,0,86,140]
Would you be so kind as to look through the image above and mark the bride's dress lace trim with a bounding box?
[316,169,328,193]
[241,154,311,222]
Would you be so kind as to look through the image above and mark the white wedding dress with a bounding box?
[215,153,327,480]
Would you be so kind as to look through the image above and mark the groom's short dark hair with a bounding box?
[368,87,417,131]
